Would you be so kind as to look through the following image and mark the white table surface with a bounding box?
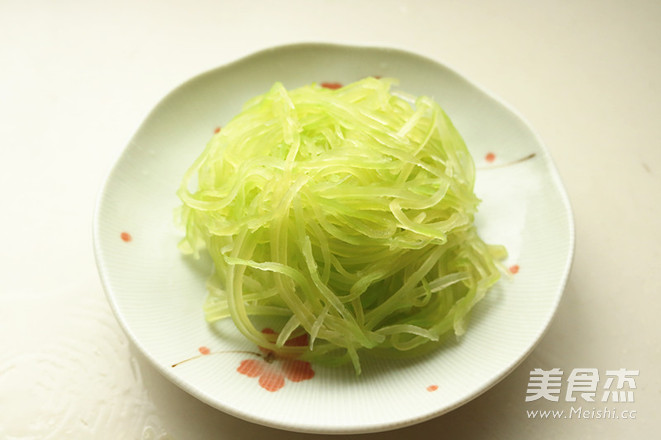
[2,0,660,438]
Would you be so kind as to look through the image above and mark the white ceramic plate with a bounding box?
[93,43,574,434]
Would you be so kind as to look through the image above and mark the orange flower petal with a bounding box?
[321,82,342,90]
[237,359,264,378]
[259,371,286,392]
[284,333,309,347]
[258,327,309,355]
[282,360,315,382]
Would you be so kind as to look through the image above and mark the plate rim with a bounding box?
[92,41,576,434]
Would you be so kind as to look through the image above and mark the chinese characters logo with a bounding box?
[525,368,639,403]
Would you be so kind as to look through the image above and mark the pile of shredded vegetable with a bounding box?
[176,77,505,373]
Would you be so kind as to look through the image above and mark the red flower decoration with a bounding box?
[320,82,343,90]
[236,328,315,392]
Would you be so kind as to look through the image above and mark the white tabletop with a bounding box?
[2,0,659,438]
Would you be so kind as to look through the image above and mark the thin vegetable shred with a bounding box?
[176,77,505,373]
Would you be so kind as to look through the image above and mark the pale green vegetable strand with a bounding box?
[176,77,505,373]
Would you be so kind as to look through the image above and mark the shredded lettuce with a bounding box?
[176,77,505,373]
